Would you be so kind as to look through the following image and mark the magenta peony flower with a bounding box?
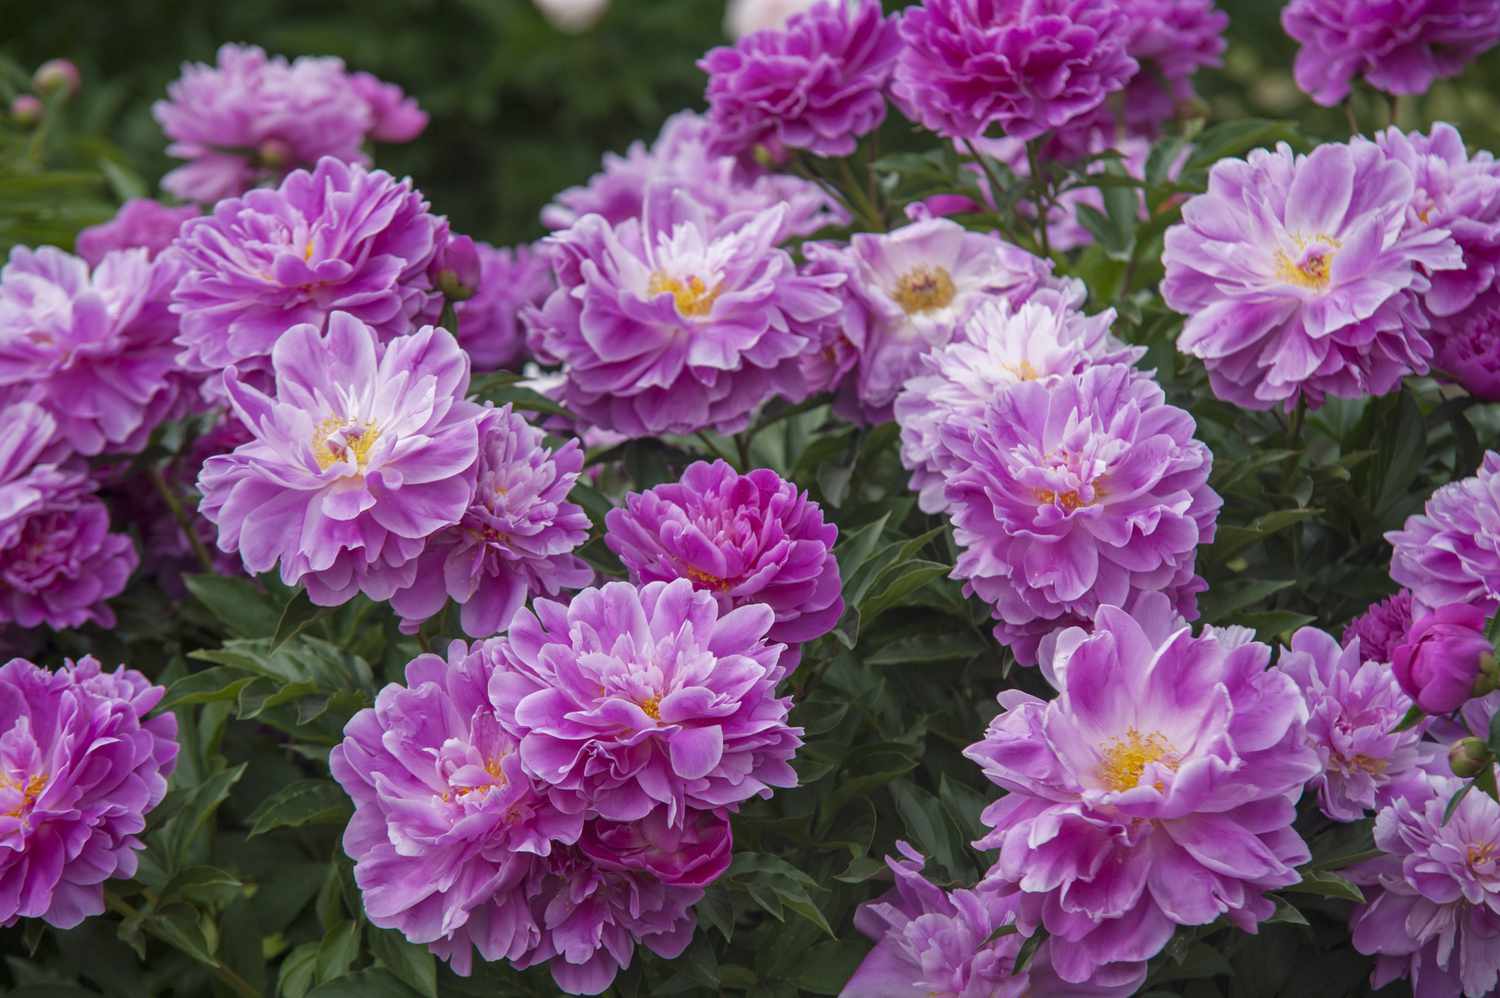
[891,0,1137,142]
[1162,139,1462,410]
[487,578,802,825]
[525,186,842,437]
[965,603,1320,981]
[802,218,1079,424]
[153,44,427,202]
[941,364,1220,665]
[604,460,841,672]
[1344,589,1417,664]
[0,246,184,456]
[0,656,177,928]
[1391,603,1492,713]
[75,199,198,268]
[577,809,732,889]
[0,403,137,630]
[389,404,593,638]
[330,640,583,976]
[895,298,1142,514]
[1282,0,1500,107]
[1110,0,1227,136]
[1350,773,1500,998]
[699,0,901,158]
[1433,289,1500,400]
[1278,626,1423,821]
[454,241,552,371]
[198,313,484,606]
[171,157,447,394]
[846,842,1147,998]
[541,110,841,237]
[1387,451,1500,610]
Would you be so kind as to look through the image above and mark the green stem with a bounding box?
[149,464,216,574]
[105,897,262,998]
[837,156,883,232]
[1025,141,1053,259]
[695,431,739,469]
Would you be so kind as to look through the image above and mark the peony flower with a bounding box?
[198,313,484,606]
[891,0,1138,142]
[965,603,1321,982]
[0,656,177,928]
[1282,0,1500,107]
[1391,603,1492,713]
[1277,626,1423,821]
[725,0,823,38]
[577,809,732,889]
[802,217,1080,424]
[941,363,1221,665]
[1350,773,1500,998]
[604,460,841,672]
[454,241,552,371]
[1108,0,1227,137]
[699,0,901,159]
[525,185,842,438]
[74,199,197,267]
[0,403,137,630]
[1387,451,1500,610]
[846,842,1147,997]
[1343,589,1416,664]
[1433,289,1500,400]
[0,246,184,456]
[895,298,1142,514]
[541,110,841,237]
[330,640,583,976]
[153,44,427,202]
[389,404,593,638]
[1162,139,1463,410]
[171,157,447,396]
[487,578,802,825]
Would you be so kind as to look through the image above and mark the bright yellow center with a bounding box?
[1036,488,1089,511]
[1097,729,1176,792]
[1275,234,1341,290]
[2,773,46,818]
[1470,841,1498,867]
[892,266,957,315]
[304,240,315,262]
[685,566,732,592]
[648,272,720,318]
[312,417,380,472]
[639,695,662,721]
[452,758,506,799]
[1004,359,1041,381]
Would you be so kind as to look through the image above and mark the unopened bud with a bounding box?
[1449,737,1494,779]
[433,234,480,301]
[10,95,43,127]
[32,59,80,99]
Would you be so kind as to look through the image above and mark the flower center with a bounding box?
[648,272,720,318]
[1004,359,1041,381]
[892,265,957,315]
[684,566,733,592]
[1275,235,1340,290]
[1,772,46,818]
[639,695,662,721]
[1469,841,1498,867]
[312,417,380,472]
[1097,728,1177,791]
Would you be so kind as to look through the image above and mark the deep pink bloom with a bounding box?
[1162,139,1463,410]
[0,656,177,928]
[577,809,732,889]
[171,157,447,395]
[699,0,901,158]
[0,403,137,630]
[1391,603,1492,713]
[454,242,552,371]
[1388,451,1500,610]
[75,200,198,268]
[941,364,1220,665]
[0,246,183,456]
[605,460,841,672]
[348,70,428,143]
[846,842,1146,997]
[891,0,1138,142]
[1282,0,1500,106]
[389,404,593,638]
[965,603,1320,981]
[198,314,484,606]
[487,579,801,825]
[1344,589,1416,663]
[1433,289,1500,400]
[525,186,842,437]
[1350,773,1500,998]
[1110,0,1227,136]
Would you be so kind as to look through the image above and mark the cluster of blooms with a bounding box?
[153,43,427,202]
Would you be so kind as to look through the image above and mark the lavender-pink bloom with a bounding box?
[891,0,1137,142]
[577,808,732,889]
[605,460,841,672]
[1387,451,1500,611]
[0,656,177,928]
[699,0,900,158]
[525,186,842,437]
[488,579,801,825]
[198,313,483,606]
[1391,603,1492,714]
[75,200,198,268]
[454,242,552,371]
[1282,0,1500,107]
[1111,0,1227,136]
[1350,773,1500,998]
[846,842,1146,997]
[389,404,592,638]
[171,157,446,394]
[1434,289,1500,400]
[965,604,1320,981]
[941,364,1220,666]
[1162,139,1463,410]
[348,70,428,143]
[895,298,1141,514]
[1344,589,1416,663]
[1278,626,1423,821]
[0,246,183,456]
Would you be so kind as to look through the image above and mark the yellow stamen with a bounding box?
[1004,359,1041,381]
[304,240,315,262]
[648,272,720,318]
[892,266,957,315]
[1,773,46,818]
[312,417,380,472]
[1469,841,1497,866]
[639,695,662,721]
[684,567,732,592]
[1275,233,1341,291]
[1097,729,1177,791]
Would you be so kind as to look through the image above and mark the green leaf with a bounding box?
[278,941,320,998]
[1488,706,1500,757]
[1392,704,1425,734]
[1013,927,1048,973]
[792,939,870,995]
[273,590,331,651]
[161,865,246,908]
[314,920,362,984]
[697,885,735,943]
[834,512,891,591]
[469,371,575,420]
[1185,119,1302,173]
[1229,610,1317,643]
[367,924,438,998]
[161,667,259,711]
[183,575,281,637]
[860,560,951,622]
[771,882,835,939]
[865,631,989,666]
[161,763,247,865]
[248,780,353,837]
[1285,869,1365,903]
[1444,781,1475,825]
[306,968,423,998]
[1266,899,1311,927]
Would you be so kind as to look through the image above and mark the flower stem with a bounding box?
[105,896,262,998]
[149,463,217,575]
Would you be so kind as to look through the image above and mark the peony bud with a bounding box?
[433,234,481,301]
[1449,737,1494,778]
[10,95,43,127]
[1392,604,1493,714]
[32,59,80,98]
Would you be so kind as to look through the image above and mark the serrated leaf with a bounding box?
[248,780,353,837]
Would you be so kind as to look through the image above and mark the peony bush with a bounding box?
[4,2,1500,996]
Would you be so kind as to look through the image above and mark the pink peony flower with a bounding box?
[1344,589,1416,664]
[577,809,732,889]
[1391,603,1492,713]
[1387,451,1500,611]
[74,199,198,268]
[453,241,552,372]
